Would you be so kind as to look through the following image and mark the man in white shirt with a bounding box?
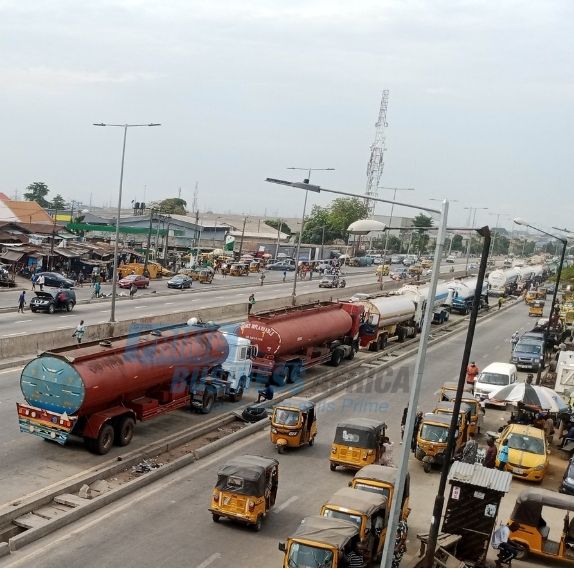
[492,521,520,564]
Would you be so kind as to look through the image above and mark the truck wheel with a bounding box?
[272,366,288,387]
[397,328,407,342]
[288,363,302,383]
[331,348,344,367]
[200,391,215,414]
[230,388,244,403]
[346,347,355,361]
[377,334,387,350]
[369,340,379,352]
[92,423,114,455]
[114,416,135,447]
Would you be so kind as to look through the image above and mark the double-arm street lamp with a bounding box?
[514,219,568,333]
[285,168,335,301]
[266,176,447,568]
[93,122,161,323]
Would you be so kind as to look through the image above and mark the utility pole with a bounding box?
[274,219,282,259]
[238,216,247,258]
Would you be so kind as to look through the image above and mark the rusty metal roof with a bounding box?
[447,461,512,493]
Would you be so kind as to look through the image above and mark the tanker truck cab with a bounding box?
[191,333,254,413]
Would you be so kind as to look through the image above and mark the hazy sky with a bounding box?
[1,0,572,231]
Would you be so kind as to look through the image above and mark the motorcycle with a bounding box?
[339,278,346,288]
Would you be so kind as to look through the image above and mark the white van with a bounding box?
[473,362,518,406]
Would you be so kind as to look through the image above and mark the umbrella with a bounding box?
[488,382,569,413]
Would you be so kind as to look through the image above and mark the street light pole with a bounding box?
[286,167,335,304]
[93,122,161,323]
[463,207,488,270]
[424,225,491,566]
[382,187,415,263]
[265,177,447,566]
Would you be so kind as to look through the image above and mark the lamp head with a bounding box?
[513,217,527,226]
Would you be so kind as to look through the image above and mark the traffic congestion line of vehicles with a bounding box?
[15,273,489,455]
[209,404,411,567]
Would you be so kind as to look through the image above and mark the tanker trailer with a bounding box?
[446,277,487,314]
[354,295,417,351]
[487,268,519,297]
[16,322,229,454]
[399,283,453,324]
[237,301,363,386]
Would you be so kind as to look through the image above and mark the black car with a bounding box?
[560,457,574,495]
[36,272,75,289]
[167,275,193,289]
[30,290,77,313]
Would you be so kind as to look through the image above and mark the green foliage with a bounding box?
[24,182,51,208]
[491,234,509,256]
[372,234,402,253]
[265,219,292,235]
[51,194,66,210]
[411,214,434,254]
[158,198,187,214]
[450,234,464,252]
[301,198,369,244]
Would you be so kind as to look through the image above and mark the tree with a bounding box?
[51,194,66,211]
[24,182,51,208]
[265,219,292,236]
[411,213,433,254]
[328,198,369,243]
[158,198,187,215]
[301,205,331,243]
[450,234,464,252]
[372,234,401,253]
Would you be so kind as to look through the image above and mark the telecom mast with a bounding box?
[364,90,389,215]
[191,182,199,214]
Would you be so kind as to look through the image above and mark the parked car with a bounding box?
[496,424,549,482]
[167,275,193,289]
[560,457,574,495]
[390,269,409,280]
[118,274,150,289]
[445,256,456,264]
[511,339,545,370]
[402,257,415,266]
[35,272,75,289]
[390,255,403,264]
[30,290,76,313]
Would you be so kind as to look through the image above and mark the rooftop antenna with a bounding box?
[364,89,389,215]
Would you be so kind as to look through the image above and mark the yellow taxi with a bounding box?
[496,424,549,482]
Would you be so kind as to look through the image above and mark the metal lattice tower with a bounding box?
[364,90,389,215]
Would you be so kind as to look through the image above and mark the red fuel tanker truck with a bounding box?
[16,322,234,454]
[237,301,363,385]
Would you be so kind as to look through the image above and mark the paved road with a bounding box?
[4,301,559,568]
[0,263,471,339]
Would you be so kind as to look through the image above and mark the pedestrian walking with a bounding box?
[129,283,137,299]
[37,274,44,291]
[282,270,287,283]
[259,272,265,286]
[72,320,86,345]
[411,411,423,452]
[382,436,394,466]
[483,438,497,468]
[248,293,255,315]
[17,290,26,313]
[31,274,37,291]
[497,438,509,470]
[78,271,84,287]
[543,414,555,445]
[94,281,101,298]
[498,296,503,310]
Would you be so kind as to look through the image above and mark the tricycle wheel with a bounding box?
[309,437,314,447]
[212,513,221,523]
[277,445,285,454]
[423,462,432,473]
[329,462,337,471]
[253,516,263,532]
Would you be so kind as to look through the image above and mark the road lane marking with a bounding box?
[99,310,110,313]
[133,305,146,308]
[198,553,222,568]
[164,302,175,305]
[0,366,24,374]
[15,320,32,323]
[274,495,298,513]
[6,332,26,336]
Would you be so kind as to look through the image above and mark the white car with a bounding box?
[474,362,518,406]
[446,256,456,264]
